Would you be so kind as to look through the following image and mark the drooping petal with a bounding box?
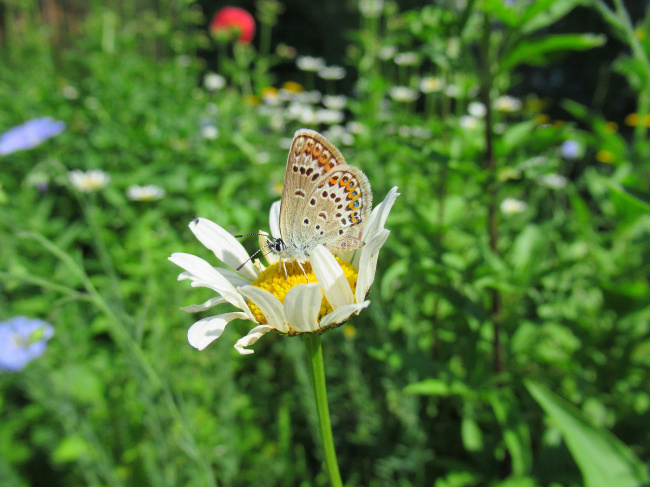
[169,253,252,315]
[188,312,249,350]
[356,229,390,304]
[361,186,400,243]
[284,284,322,332]
[269,200,282,239]
[311,245,354,309]
[354,187,399,268]
[180,296,227,313]
[238,285,290,333]
[189,218,259,280]
[234,325,273,354]
[320,301,370,329]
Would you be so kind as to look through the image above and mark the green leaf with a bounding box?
[404,378,471,397]
[502,34,605,71]
[525,381,650,487]
[520,0,587,34]
[489,390,532,477]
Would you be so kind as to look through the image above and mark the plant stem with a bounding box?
[303,334,343,487]
[479,13,504,375]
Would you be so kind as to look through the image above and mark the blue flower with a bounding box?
[0,117,65,155]
[560,140,580,160]
[0,316,54,372]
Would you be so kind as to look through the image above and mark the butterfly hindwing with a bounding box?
[299,165,372,252]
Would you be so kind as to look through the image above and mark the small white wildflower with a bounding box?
[322,95,347,110]
[494,95,522,112]
[316,109,345,125]
[419,77,444,93]
[500,198,527,214]
[468,102,487,118]
[323,125,354,146]
[204,73,226,91]
[394,52,419,66]
[389,86,418,103]
[62,86,79,100]
[318,66,346,80]
[201,125,219,140]
[68,169,110,192]
[295,90,322,104]
[494,123,507,134]
[459,115,480,130]
[346,121,365,134]
[411,126,432,139]
[359,0,384,18]
[379,45,397,60]
[445,84,460,98]
[296,56,326,72]
[127,184,166,201]
[539,174,568,189]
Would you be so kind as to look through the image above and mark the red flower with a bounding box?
[209,7,255,45]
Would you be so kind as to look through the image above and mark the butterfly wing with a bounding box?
[300,164,373,254]
[279,129,350,251]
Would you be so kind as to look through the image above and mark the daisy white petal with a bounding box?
[269,200,282,239]
[234,325,274,354]
[169,253,252,314]
[238,285,289,333]
[214,267,251,287]
[311,245,354,309]
[189,218,258,280]
[180,296,227,312]
[284,284,322,332]
[356,229,390,304]
[188,312,249,350]
[320,301,370,328]
[362,186,400,244]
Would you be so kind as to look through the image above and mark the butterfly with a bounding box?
[268,129,373,272]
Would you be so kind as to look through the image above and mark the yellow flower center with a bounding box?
[248,258,359,328]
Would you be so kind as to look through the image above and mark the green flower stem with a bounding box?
[303,334,343,487]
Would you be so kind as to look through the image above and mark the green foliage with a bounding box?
[1,0,650,486]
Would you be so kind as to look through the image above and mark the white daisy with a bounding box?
[296,56,326,72]
[494,95,522,112]
[170,187,400,354]
[539,173,568,189]
[468,101,487,118]
[127,184,166,201]
[322,95,348,111]
[68,169,110,192]
[394,52,419,66]
[419,77,444,93]
[318,66,346,80]
[500,197,527,214]
[203,73,226,92]
[389,87,418,103]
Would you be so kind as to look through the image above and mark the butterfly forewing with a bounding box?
[278,129,372,260]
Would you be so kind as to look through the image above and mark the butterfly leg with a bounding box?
[297,260,310,283]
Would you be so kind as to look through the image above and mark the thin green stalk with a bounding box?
[303,334,343,487]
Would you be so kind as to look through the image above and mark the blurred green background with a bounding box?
[1,0,649,486]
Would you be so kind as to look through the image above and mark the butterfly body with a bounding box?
[272,129,373,265]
